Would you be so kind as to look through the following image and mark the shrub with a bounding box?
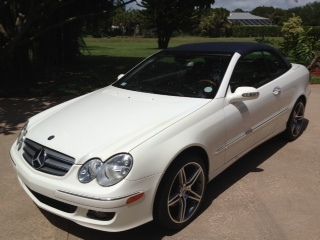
[308,26,320,40]
[281,16,318,65]
[231,26,282,37]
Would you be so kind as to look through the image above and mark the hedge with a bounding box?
[308,26,320,40]
[231,26,282,37]
[230,25,320,39]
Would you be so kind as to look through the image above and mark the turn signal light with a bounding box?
[126,193,144,205]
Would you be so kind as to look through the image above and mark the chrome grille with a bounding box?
[22,138,75,176]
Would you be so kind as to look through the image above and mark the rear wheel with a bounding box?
[154,153,206,230]
[284,100,305,141]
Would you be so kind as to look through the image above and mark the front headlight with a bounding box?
[78,158,103,183]
[78,154,133,187]
[97,154,133,187]
[17,121,28,150]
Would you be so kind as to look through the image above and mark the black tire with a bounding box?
[153,153,207,230]
[284,100,305,141]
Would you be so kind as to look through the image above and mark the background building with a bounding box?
[228,12,272,26]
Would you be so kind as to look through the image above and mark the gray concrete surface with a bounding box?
[1,86,320,240]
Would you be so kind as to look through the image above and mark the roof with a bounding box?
[228,12,268,20]
[228,12,272,26]
[167,42,276,56]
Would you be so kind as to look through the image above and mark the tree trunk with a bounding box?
[0,45,33,96]
[157,29,172,49]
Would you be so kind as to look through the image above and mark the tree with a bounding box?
[281,15,304,53]
[282,16,317,65]
[251,6,275,18]
[233,8,244,12]
[251,6,288,25]
[0,0,134,95]
[140,0,215,49]
[199,8,230,37]
[113,9,143,36]
[289,2,320,26]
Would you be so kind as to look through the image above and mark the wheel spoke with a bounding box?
[178,198,187,222]
[291,122,296,133]
[187,189,202,202]
[293,125,300,135]
[295,115,304,121]
[298,103,304,113]
[168,193,180,206]
[186,168,202,187]
[178,168,187,186]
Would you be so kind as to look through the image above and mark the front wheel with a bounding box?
[154,154,206,230]
[284,100,305,141]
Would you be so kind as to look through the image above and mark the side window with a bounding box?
[262,51,290,79]
[230,51,269,92]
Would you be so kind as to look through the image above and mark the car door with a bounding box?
[222,51,288,164]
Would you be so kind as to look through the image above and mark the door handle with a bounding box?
[273,87,281,96]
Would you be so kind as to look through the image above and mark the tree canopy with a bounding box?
[199,8,230,37]
[0,0,134,95]
[290,2,320,26]
[251,2,320,26]
[233,8,244,12]
[140,0,215,49]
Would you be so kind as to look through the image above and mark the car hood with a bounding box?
[27,86,210,163]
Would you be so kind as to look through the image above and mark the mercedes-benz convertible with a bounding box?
[10,43,310,232]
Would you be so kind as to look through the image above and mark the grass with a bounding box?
[311,76,320,84]
[38,36,287,96]
[82,36,282,58]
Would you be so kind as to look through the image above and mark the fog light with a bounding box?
[87,210,115,221]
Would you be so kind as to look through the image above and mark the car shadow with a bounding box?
[200,119,309,216]
[201,134,288,212]
[0,56,143,135]
[41,209,171,240]
[39,119,309,240]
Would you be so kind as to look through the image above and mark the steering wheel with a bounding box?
[198,79,217,87]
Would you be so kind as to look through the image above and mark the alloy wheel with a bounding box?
[167,162,205,224]
[290,102,305,137]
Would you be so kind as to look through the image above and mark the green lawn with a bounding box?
[311,76,320,84]
[51,36,266,96]
[41,36,301,96]
[82,36,281,58]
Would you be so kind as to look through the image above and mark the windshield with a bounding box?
[113,52,232,99]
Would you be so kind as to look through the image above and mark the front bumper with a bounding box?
[10,143,161,232]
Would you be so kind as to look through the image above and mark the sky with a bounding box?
[128,0,320,11]
[213,0,320,11]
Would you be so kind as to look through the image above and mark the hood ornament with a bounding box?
[48,135,55,140]
[32,148,47,169]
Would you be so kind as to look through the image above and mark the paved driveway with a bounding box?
[1,86,320,240]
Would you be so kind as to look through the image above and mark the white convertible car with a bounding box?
[10,43,310,232]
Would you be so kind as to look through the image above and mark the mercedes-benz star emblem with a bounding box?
[32,148,47,169]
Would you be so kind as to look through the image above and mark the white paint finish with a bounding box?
[27,86,210,161]
[216,52,241,98]
[10,52,310,232]
[227,86,260,103]
[129,98,227,180]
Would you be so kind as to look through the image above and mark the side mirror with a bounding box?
[228,87,259,103]
[117,74,125,80]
